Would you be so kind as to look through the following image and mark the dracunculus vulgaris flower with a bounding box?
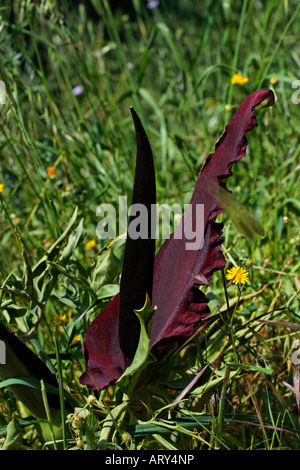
[79,90,275,391]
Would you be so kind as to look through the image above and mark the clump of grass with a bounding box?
[0,0,299,450]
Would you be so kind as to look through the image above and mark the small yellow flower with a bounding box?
[76,439,84,450]
[224,104,232,112]
[71,334,81,345]
[53,313,68,325]
[231,73,249,86]
[85,239,96,250]
[0,183,4,192]
[47,166,57,178]
[226,266,249,285]
[175,27,183,38]
[270,76,277,85]
[207,99,216,108]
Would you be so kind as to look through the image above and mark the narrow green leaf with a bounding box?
[85,410,99,450]
[226,362,273,374]
[126,413,298,438]
[40,379,58,450]
[60,218,85,262]
[90,235,125,294]
[0,377,59,394]
[54,339,67,450]
[1,413,23,450]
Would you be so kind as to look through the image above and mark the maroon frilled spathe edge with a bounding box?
[79,89,275,391]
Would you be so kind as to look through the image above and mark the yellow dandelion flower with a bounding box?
[270,76,277,85]
[231,73,249,86]
[0,183,4,192]
[47,166,57,178]
[226,266,249,285]
[85,239,96,250]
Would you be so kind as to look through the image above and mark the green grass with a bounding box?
[0,0,299,450]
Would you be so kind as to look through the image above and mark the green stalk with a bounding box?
[229,286,243,364]
[54,337,67,450]
[0,196,22,252]
[40,379,58,450]
[216,366,230,441]
[99,400,128,450]
[221,268,230,318]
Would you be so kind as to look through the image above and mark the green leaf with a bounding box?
[226,362,273,375]
[0,376,59,395]
[85,410,99,450]
[97,284,120,300]
[60,218,85,262]
[32,206,79,275]
[89,235,125,294]
[206,182,265,240]
[116,295,156,395]
[126,413,298,438]
[1,412,23,450]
